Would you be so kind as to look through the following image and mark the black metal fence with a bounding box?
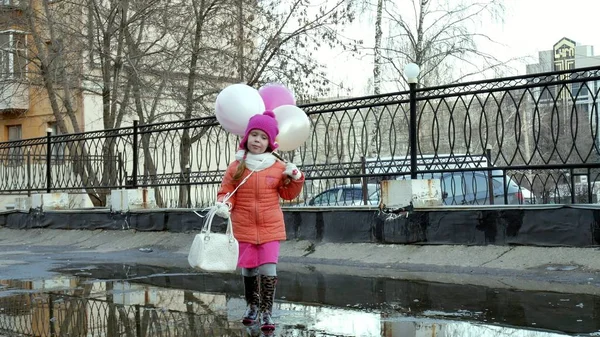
[0,284,345,337]
[1,66,600,207]
[0,292,234,337]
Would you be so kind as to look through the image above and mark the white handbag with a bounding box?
[188,208,239,273]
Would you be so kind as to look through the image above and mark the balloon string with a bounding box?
[272,152,286,163]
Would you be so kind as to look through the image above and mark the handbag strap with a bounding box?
[194,156,269,241]
[196,207,235,242]
[221,164,259,204]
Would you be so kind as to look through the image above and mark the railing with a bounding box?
[1,66,600,207]
[0,291,347,337]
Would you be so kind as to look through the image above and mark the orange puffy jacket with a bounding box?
[217,160,304,244]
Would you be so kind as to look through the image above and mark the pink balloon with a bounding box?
[258,84,296,111]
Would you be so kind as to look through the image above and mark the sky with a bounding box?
[319,0,600,97]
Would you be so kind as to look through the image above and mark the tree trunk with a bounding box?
[26,2,105,205]
[369,0,384,158]
[373,0,383,96]
[237,0,244,81]
[179,0,206,208]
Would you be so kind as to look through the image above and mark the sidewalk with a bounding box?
[0,228,599,295]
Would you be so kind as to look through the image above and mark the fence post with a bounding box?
[118,151,123,188]
[404,63,420,180]
[26,148,31,197]
[360,156,368,205]
[570,168,575,204]
[46,128,52,193]
[587,168,592,203]
[135,304,142,337]
[48,293,56,337]
[485,145,495,205]
[132,119,139,188]
[185,164,191,208]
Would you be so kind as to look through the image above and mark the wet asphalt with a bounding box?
[0,241,600,336]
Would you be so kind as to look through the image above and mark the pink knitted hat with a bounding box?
[240,111,279,151]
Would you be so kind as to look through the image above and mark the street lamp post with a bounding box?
[404,63,420,179]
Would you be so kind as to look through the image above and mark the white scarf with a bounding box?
[235,150,276,171]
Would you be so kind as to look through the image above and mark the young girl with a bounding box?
[215,111,304,331]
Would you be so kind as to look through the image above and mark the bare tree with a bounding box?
[168,0,355,206]
[242,0,355,99]
[350,0,512,162]
[22,0,113,205]
[381,0,507,88]
[20,0,354,206]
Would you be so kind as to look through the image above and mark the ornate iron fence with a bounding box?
[1,66,600,207]
[0,288,346,337]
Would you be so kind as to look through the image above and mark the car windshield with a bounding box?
[342,189,363,201]
[369,186,380,200]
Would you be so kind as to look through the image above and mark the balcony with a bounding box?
[0,81,28,111]
[0,31,28,111]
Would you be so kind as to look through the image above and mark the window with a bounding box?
[342,188,363,202]
[441,173,471,205]
[0,31,27,79]
[472,174,492,203]
[369,189,380,203]
[310,189,340,206]
[48,123,66,163]
[7,124,21,140]
[571,81,589,101]
[7,125,22,165]
[538,86,555,102]
[492,179,502,190]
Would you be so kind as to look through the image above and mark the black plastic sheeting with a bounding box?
[57,263,600,335]
[375,207,600,247]
[1,206,600,247]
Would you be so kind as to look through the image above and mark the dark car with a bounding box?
[304,184,380,207]
[300,170,526,207]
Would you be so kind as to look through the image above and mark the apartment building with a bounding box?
[0,0,85,142]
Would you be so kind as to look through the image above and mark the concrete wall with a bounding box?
[0,205,598,247]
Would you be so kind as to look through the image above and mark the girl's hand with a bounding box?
[214,202,231,219]
[283,163,302,180]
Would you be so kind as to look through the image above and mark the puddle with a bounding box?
[0,264,598,336]
[545,265,580,271]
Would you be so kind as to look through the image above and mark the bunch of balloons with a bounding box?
[214,83,310,152]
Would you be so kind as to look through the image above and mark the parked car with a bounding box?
[299,171,529,207]
[304,184,380,207]
[433,171,525,205]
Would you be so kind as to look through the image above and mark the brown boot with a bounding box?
[242,276,260,325]
[259,276,277,331]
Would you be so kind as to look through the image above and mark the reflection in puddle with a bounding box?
[0,266,598,337]
[0,277,239,337]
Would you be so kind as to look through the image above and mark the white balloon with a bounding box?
[215,84,265,136]
[273,105,311,151]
